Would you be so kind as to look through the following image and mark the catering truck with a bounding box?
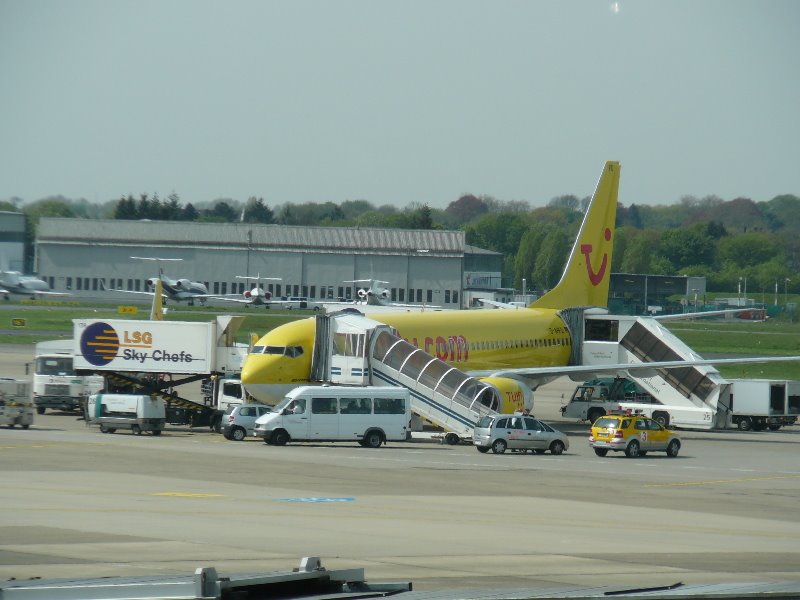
[32,340,104,414]
[0,378,34,429]
[72,316,250,428]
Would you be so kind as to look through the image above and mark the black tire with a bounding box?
[152,429,162,436]
[107,428,116,434]
[594,448,608,457]
[231,426,246,441]
[491,439,507,454]
[22,424,30,430]
[653,411,670,428]
[131,424,142,436]
[768,424,781,431]
[364,430,383,448]
[534,449,546,455]
[737,417,752,431]
[625,439,641,458]
[476,446,490,453]
[587,408,605,424]
[36,406,46,415]
[444,432,460,445]
[272,429,290,446]
[549,440,565,455]
[100,424,109,434]
[666,439,680,457]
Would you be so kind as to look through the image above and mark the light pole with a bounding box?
[775,280,778,306]
[692,288,699,312]
[786,278,791,305]
[738,277,742,306]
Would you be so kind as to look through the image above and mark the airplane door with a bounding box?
[308,396,339,440]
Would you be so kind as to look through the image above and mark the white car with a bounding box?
[473,414,569,455]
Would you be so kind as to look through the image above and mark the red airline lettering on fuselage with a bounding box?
[581,227,612,286]
[406,334,469,363]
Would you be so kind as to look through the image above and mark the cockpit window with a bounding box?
[264,346,286,355]
[286,346,304,358]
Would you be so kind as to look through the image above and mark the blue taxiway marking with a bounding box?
[277,497,355,503]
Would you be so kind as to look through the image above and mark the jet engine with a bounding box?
[357,288,369,299]
[476,376,533,414]
[145,277,159,289]
[174,278,192,289]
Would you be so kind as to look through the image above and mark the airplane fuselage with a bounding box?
[241,308,572,403]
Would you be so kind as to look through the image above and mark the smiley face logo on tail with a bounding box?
[580,227,612,286]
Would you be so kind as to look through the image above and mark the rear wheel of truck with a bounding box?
[36,406,45,415]
[587,408,605,425]
[737,417,752,431]
[152,429,162,436]
[131,424,142,436]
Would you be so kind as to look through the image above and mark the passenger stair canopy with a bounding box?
[314,312,501,440]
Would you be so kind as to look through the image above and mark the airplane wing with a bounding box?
[476,298,526,309]
[29,290,72,297]
[204,296,254,304]
[653,309,760,322]
[468,355,800,384]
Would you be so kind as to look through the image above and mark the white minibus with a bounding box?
[253,385,410,447]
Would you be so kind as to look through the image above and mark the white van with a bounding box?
[253,385,411,447]
[86,394,166,435]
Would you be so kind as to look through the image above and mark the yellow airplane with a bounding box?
[241,161,621,410]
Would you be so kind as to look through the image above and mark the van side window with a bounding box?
[311,397,337,414]
[374,398,405,414]
[341,398,371,414]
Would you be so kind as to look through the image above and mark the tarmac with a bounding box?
[2,343,800,593]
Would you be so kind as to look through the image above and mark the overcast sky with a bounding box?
[1,0,798,210]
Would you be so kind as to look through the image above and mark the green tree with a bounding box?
[533,228,569,290]
[243,197,274,224]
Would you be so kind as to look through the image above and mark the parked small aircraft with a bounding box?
[105,257,211,305]
[207,274,286,308]
[321,279,441,311]
[0,270,68,299]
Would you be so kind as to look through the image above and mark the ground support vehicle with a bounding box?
[0,378,34,429]
[473,413,569,455]
[202,376,249,432]
[32,340,104,414]
[254,385,411,447]
[561,377,663,426]
[221,403,272,440]
[73,316,248,429]
[589,411,681,458]
[85,393,166,435]
[723,379,800,431]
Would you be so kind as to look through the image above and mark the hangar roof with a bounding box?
[37,218,466,255]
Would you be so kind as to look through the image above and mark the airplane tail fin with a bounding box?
[530,161,620,310]
[151,278,164,321]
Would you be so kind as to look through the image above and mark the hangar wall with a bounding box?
[35,218,469,308]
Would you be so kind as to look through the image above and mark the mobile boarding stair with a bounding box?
[311,311,500,444]
[581,314,731,429]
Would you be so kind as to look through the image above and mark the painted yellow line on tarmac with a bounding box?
[646,474,800,488]
[151,492,225,498]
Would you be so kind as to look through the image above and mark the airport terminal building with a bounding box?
[34,218,504,309]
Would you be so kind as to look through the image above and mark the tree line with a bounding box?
[3,191,799,295]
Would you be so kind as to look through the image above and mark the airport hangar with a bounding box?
[33,218,506,309]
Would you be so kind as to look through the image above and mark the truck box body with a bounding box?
[73,319,216,374]
[726,379,800,430]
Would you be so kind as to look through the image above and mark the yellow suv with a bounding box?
[590,412,681,458]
